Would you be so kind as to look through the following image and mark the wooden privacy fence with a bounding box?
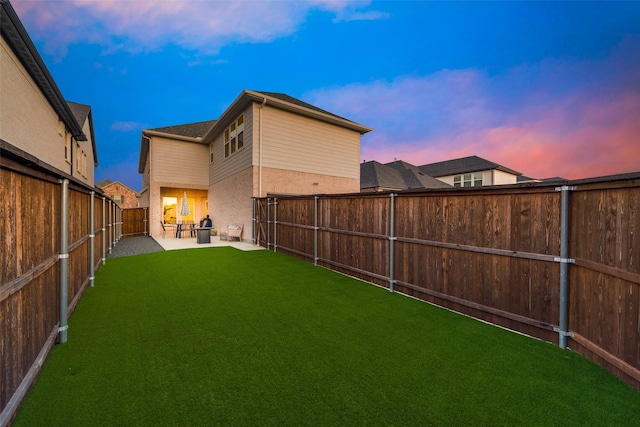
[122,207,148,237]
[0,155,122,424]
[254,173,640,390]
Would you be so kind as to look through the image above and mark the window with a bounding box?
[224,114,245,158]
[209,144,214,163]
[113,194,123,204]
[82,152,87,177]
[453,173,483,187]
[64,133,71,163]
[76,145,81,173]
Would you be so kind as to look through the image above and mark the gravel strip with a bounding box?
[106,236,165,258]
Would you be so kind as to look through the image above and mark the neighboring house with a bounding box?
[97,180,139,208]
[68,101,98,185]
[419,155,524,187]
[0,0,98,186]
[139,90,371,238]
[361,160,451,192]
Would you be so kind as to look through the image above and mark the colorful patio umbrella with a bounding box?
[180,191,190,218]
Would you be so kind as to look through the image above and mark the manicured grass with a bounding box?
[14,248,640,426]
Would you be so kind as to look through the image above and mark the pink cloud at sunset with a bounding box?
[307,35,640,180]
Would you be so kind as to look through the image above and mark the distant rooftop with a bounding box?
[419,155,521,177]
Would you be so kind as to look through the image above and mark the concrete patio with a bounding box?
[153,234,264,252]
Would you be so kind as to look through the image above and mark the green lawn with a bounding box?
[14,248,640,426]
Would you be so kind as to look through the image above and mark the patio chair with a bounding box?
[160,221,176,238]
[227,224,243,241]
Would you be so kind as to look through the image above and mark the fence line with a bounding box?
[0,151,122,425]
[121,207,148,237]
[254,173,640,390]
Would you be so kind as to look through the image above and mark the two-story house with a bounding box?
[0,0,97,186]
[139,90,371,239]
[419,155,524,187]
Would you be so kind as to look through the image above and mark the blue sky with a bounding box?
[13,0,640,190]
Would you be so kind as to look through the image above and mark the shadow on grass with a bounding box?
[14,248,640,426]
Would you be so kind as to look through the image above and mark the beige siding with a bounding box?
[256,105,360,179]
[71,118,95,186]
[493,170,518,185]
[436,170,518,187]
[0,37,68,172]
[210,106,254,184]
[151,136,209,186]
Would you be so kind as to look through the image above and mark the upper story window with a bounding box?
[209,143,214,163]
[64,133,71,164]
[224,114,245,158]
[453,173,483,187]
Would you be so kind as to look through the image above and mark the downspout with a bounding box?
[258,97,267,197]
[59,179,69,343]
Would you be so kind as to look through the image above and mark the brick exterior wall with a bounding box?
[101,182,139,208]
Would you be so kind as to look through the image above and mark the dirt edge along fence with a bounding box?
[254,173,640,390]
[0,144,123,425]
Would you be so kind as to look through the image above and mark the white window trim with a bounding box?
[224,114,245,159]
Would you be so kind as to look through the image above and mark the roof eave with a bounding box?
[202,90,372,144]
[142,129,202,143]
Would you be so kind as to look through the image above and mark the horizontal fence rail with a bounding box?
[0,154,122,425]
[254,174,640,390]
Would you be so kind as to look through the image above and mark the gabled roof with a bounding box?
[138,119,216,173]
[201,89,372,144]
[67,101,98,165]
[361,160,451,191]
[96,179,113,188]
[1,0,85,141]
[255,91,352,123]
[97,180,136,193]
[148,120,217,139]
[419,155,521,177]
[385,160,452,189]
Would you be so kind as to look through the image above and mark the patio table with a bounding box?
[176,222,195,238]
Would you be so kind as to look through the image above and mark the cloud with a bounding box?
[110,121,145,132]
[304,35,640,180]
[12,0,383,58]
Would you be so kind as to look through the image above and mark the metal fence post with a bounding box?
[267,197,271,250]
[108,201,113,254]
[555,185,576,349]
[102,197,106,264]
[143,207,148,236]
[252,198,256,245]
[389,193,396,292]
[274,197,278,252]
[58,179,69,343]
[89,191,95,287]
[314,196,319,266]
